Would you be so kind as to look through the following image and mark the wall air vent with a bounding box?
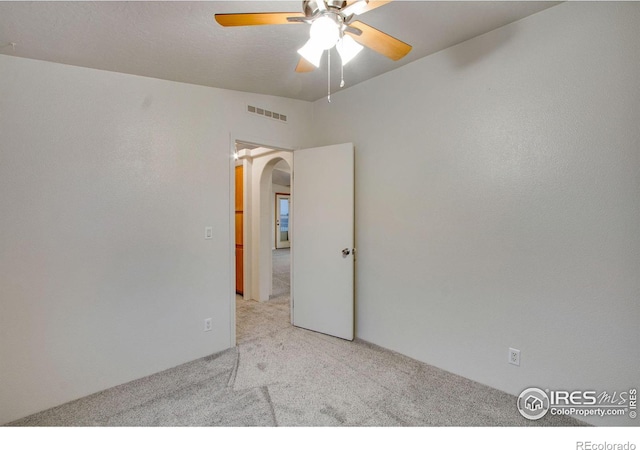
[247,104,288,124]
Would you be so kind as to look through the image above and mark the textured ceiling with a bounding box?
[0,1,560,102]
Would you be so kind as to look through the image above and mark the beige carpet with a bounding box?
[8,249,585,426]
[270,248,290,299]
[232,296,584,426]
[8,293,584,426]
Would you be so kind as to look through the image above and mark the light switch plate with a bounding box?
[205,227,213,239]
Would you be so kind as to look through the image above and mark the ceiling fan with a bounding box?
[215,0,412,73]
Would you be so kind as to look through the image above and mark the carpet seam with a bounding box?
[261,386,278,427]
[228,348,240,388]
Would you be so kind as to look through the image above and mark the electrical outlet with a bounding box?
[204,318,212,332]
[509,348,521,366]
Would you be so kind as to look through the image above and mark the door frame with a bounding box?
[228,134,294,347]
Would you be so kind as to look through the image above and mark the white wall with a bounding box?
[0,54,312,424]
[311,2,640,426]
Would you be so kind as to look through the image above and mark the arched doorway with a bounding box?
[254,154,292,302]
[232,141,355,343]
[271,161,291,300]
[234,144,293,303]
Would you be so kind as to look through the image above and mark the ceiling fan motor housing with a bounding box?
[303,0,347,17]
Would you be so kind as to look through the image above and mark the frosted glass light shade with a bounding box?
[309,16,340,50]
[297,39,324,68]
[337,35,363,66]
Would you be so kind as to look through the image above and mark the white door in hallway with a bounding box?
[292,143,354,341]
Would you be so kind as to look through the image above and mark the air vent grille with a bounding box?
[247,104,288,123]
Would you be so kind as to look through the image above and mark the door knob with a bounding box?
[342,248,351,257]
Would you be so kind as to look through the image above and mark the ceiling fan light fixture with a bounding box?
[309,15,340,50]
[337,34,363,65]
[297,39,324,68]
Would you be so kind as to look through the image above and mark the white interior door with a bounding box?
[292,143,354,341]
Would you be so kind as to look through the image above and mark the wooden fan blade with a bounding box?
[215,12,305,27]
[347,20,412,61]
[346,0,393,15]
[295,58,316,73]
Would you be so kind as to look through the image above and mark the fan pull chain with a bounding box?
[340,63,345,88]
[327,50,331,103]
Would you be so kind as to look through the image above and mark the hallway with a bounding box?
[270,248,290,300]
